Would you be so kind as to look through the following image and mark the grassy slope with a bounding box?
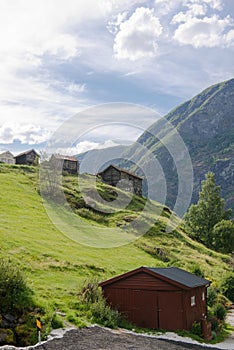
[0,164,232,319]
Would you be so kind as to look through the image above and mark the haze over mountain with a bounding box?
[122,78,234,216]
[77,145,128,174]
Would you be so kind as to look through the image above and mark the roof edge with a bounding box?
[99,266,210,290]
[97,164,143,180]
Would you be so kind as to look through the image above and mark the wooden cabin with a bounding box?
[99,266,210,331]
[50,154,79,174]
[15,149,39,166]
[97,165,142,196]
[0,151,15,164]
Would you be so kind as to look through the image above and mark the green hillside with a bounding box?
[0,164,232,324]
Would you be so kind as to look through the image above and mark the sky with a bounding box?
[0,0,233,155]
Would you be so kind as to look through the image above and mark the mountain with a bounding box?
[76,145,128,174]
[123,78,234,216]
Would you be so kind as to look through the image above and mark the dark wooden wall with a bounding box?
[102,271,207,331]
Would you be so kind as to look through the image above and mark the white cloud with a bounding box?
[0,0,104,148]
[107,12,128,34]
[154,0,182,16]
[224,29,234,46]
[57,140,121,155]
[172,4,206,23]
[174,15,233,48]
[0,0,101,60]
[42,34,80,60]
[154,0,223,16]
[187,3,206,16]
[67,83,87,94]
[192,0,223,11]
[0,71,87,133]
[114,7,163,60]
[99,0,148,15]
[0,122,51,145]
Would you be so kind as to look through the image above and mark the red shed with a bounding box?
[99,266,210,331]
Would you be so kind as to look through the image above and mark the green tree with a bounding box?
[212,220,234,254]
[184,172,231,248]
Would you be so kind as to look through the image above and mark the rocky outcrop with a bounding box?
[0,311,37,346]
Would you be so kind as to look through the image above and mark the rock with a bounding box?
[4,314,15,323]
[0,328,15,345]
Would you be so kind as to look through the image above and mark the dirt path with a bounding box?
[32,326,222,350]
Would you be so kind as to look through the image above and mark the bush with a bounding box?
[80,280,121,329]
[207,287,218,307]
[0,259,34,314]
[14,324,36,347]
[80,279,101,304]
[216,293,230,307]
[90,298,120,328]
[221,273,234,303]
[211,330,217,339]
[209,315,219,331]
[190,265,204,278]
[191,321,202,336]
[51,314,64,329]
[213,303,227,321]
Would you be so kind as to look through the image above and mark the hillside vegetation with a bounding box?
[0,164,233,331]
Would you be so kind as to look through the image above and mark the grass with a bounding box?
[0,163,233,328]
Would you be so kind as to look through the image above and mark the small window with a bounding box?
[191,296,196,306]
[202,292,205,301]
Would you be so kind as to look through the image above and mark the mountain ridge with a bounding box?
[124,78,234,215]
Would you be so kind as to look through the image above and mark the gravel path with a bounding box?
[31,326,223,350]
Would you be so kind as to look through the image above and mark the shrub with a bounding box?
[0,328,15,345]
[190,265,204,278]
[80,279,101,304]
[0,259,34,314]
[216,293,230,307]
[51,314,64,329]
[90,298,120,328]
[191,321,202,336]
[221,273,234,303]
[80,280,121,329]
[14,324,36,347]
[213,303,227,321]
[207,287,218,307]
[209,315,219,332]
[211,331,217,340]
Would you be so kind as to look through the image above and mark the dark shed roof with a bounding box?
[15,149,39,158]
[98,164,143,180]
[52,154,78,162]
[99,266,210,290]
[147,267,210,288]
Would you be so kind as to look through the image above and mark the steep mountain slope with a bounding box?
[125,78,234,215]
